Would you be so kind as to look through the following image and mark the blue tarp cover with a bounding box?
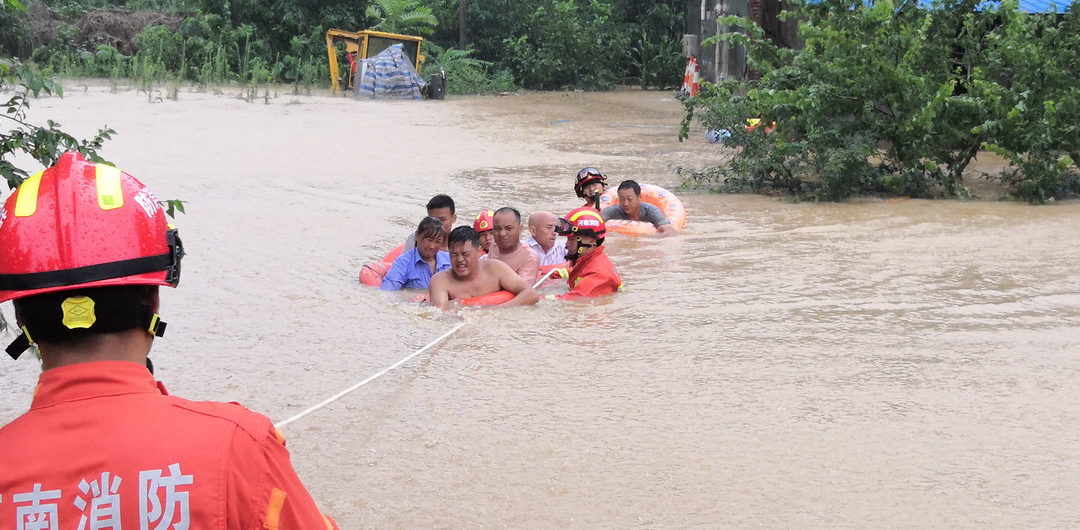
[356,44,426,101]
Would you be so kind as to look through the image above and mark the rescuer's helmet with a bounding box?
[0,151,184,358]
[473,209,495,232]
[556,207,607,244]
[574,167,607,199]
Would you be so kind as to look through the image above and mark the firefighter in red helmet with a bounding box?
[547,207,623,300]
[473,208,496,255]
[0,152,337,529]
[574,167,607,209]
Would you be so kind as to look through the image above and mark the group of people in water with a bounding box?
[378,167,673,307]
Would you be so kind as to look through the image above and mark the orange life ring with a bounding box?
[458,290,515,306]
[597,183,687,235]
[359,243,406,287]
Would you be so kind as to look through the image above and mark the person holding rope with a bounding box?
[429,226,539,310]
[548,207,624,300]
[0,152,337,529]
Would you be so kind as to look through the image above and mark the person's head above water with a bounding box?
[556,207,606,263]
[473,209,495,253]
[415,216,447,262]
[616,179,643,217]
[448,225,482,279]
[492,207,523,254]
[528,210,559,252]
[575,167,607,202]
[426,194,457,235]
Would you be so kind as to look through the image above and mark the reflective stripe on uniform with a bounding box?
[95,164,124,210]
[14,171,43,217]
[263,488,286,529]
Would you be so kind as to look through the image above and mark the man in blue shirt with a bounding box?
[380,217,451,290]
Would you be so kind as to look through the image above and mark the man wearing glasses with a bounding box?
[548,207,623,300]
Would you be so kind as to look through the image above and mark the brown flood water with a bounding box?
[2,84,1080,527]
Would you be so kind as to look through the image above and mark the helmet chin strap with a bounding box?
[5,305,167,360]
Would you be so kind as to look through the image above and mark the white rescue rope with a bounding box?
[276,274,554,429]
[274,322,467,429]
[533,267,558,288]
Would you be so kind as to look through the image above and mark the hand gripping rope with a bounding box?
[274,271,557,429]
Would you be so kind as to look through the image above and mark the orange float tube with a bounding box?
[459,290,515,306]
[359,243,405,287]
[597,183,687,235]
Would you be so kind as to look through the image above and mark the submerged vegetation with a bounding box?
[680,0,1080,203]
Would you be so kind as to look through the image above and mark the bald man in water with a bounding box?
[429,226,540,310]
[526,210,568,266]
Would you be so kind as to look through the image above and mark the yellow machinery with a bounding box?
[325,29,424,91]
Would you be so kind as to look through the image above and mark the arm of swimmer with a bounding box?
[656,223,675,236]
[494,261,539,306]
[428,273,450,310]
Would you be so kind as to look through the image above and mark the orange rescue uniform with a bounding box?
[0,361,337,529]
[551,246,623,300]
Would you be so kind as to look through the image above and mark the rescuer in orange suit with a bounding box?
[0,152,337,529]
[547,207,623,300]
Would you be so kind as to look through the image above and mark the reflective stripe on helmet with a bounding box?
[568,209,604,225]
[95,163,124,210]
[13,170,44,217]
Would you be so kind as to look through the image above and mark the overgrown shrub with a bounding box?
[425,46,515,94]
[502,0,631,90]
[681,0,1080,203]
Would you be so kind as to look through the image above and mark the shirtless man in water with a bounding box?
[428,226,540,310]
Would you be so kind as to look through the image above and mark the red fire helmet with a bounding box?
[574,167,606,198]
[556,206,607,241]
[0,152,183,304]
[473,209,495,232]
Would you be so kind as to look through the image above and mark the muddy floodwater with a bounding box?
[2,84,1079,527]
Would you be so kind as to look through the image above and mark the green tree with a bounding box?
[502,0,631,89]
[680,0,1080,202]
[365,0,438,36]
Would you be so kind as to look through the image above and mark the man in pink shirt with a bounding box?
[488,207,540,282]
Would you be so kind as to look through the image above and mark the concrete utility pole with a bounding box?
[689,0,748,83]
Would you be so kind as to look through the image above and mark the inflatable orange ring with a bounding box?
[597,183,686,235]
[459,290,515,306]
[359,243,405,287]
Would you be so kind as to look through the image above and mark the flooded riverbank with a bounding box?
[2,84,1079,527]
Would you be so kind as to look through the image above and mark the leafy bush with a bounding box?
[681,0,1080,203]
[425,46,514,94]
[502,0,631,90]
[1,60,115,189]
[630,2,684,90]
